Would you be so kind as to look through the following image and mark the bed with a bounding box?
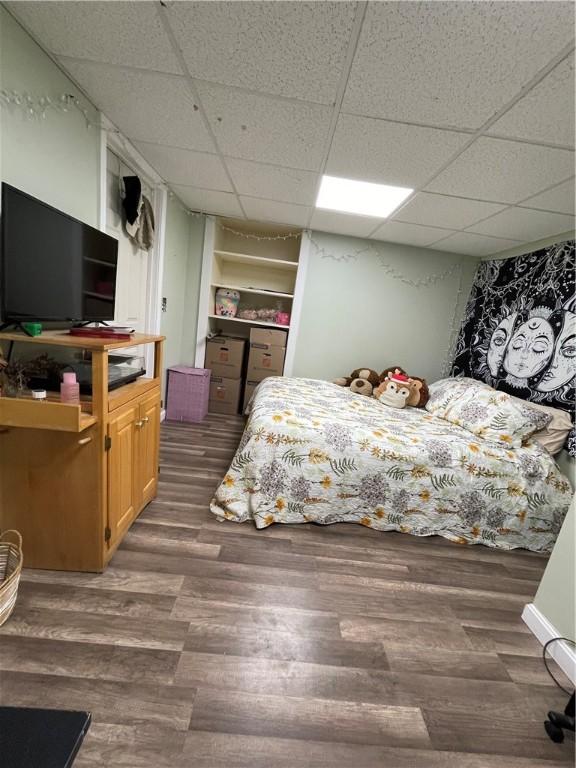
[210,377,572,553]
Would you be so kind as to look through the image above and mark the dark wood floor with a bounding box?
[0,414,573,767]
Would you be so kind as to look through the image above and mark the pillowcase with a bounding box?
[508,396,573,455]
[426,377,551,448]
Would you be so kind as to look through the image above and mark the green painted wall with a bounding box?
[160,205,204,397]
[180,214,204,365]
[0,7,100,226]
[292,232,477,383]
[160,198,190,393]
[534,498,575,641]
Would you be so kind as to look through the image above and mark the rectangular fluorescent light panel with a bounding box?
[316,175,413,218]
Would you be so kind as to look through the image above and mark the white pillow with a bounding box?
[426,377,550,448]
[508,396,572,455]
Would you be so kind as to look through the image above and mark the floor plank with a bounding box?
[386,646,512,682]
[183,622,390,668]
[340,614,473,650]
[182,731,571,768]
[176,652,402,704]
[0,670,196,731]
[423,707,572,761]
[189,687,432,748]
[1,413,571,766]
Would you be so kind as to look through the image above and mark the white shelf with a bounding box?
[214,250,298,271]
[211,283,293,299]
[208,314,290,330]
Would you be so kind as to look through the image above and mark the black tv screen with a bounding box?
[1,183,118,322]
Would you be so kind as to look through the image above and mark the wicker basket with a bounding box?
[0,530,23,626]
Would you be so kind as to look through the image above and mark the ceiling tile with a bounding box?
[393,193,506,230]
[225,158,318,205]
[326,114,468,188]
[342,1,575,129]
[196,82,332,171]
[370,221,455,248]
[171,185,243,218]
[468,207,575,241]
[166,1,357,104]
[430,231,523,258]
[488,55,575,146]
[9,1,180,74]
[239,198,310,227]
[310,210,381,238]
[61,60,215,152]
[426,137,574,204]
[134,142,231,191]
[520,178,575,215]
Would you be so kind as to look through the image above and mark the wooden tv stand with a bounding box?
[0,330,164,571]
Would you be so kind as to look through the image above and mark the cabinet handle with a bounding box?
[141,417,149,424]
[78,436,92,446]
[135,420,144,428]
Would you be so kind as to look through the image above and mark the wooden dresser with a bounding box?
[0,331,164,571]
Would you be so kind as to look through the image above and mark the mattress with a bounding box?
[210,377,572,552]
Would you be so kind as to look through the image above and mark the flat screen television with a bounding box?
[0,183,119,323]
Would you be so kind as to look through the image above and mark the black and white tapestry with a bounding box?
[452,240,575,447]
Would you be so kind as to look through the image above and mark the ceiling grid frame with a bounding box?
[365,40,576,241]
[154,1,249,218]
[5,0,575,256]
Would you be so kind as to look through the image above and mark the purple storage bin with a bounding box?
[166,366,210,423]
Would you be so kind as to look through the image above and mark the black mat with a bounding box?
[0,707,91,768]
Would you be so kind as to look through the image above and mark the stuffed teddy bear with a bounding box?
[406,376,429,408]
[334,368,380,397]
[379,366,429,408]
[374,371,412,408]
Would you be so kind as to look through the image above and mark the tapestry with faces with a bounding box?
[452,239,575,454]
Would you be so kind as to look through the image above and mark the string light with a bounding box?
[218,222,301,241]
[0,89,99,129]
[309,234,461,287]
[167,191,204,219]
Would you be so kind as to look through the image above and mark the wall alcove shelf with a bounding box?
[195,217,309,374]
[207,314,291,330]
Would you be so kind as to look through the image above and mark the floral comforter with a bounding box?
[210,378,573,552]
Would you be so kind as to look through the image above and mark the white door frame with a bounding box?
[194,215,215,368]
[99,115,167,374]
[283,229,310,377]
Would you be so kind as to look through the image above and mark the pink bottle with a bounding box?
[61,371,80,404]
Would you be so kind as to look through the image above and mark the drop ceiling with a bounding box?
[7,0,576,257]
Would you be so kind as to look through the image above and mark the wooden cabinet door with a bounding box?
[107,402,139,546]
[137,390,161,508]
[0,425,101,571]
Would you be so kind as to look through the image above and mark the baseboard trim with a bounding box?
[160,409,166,423]
[522,603,576,685]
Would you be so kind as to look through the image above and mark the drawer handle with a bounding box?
[78,437,92,446]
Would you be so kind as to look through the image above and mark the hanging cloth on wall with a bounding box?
[451,239,576,455]
[121,175,155,250]
[126,195,155,250]
[122,175,141,225]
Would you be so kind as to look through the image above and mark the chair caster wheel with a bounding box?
[544,720,565,743]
